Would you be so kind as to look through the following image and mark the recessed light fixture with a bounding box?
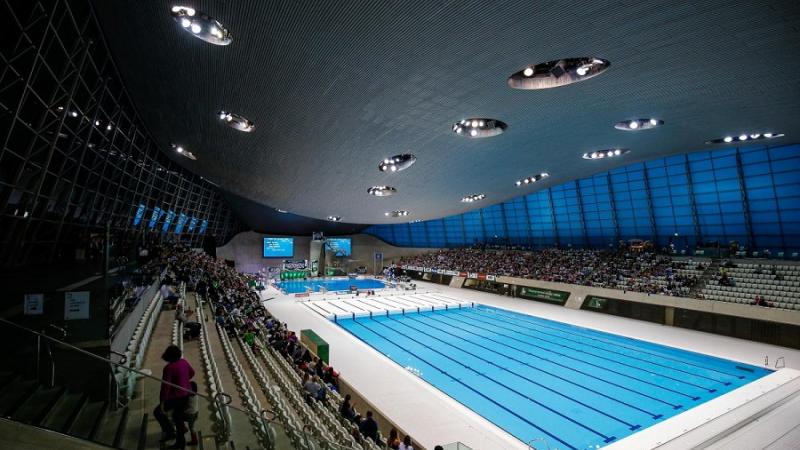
[461,194,486,203]
[378,153,416,173]
[385,210,410,217]
[327,216,341,222]
[514,172,550,186]
[582,148,629,160]
[217,110,254,132]
[706,133,784,145]
[275,208,288,214]
[508,57,610,90]
[452,118,507,138]
[615,118,664,131]
[171,143,197,160]
[409,219,423,223]
[170,6,232,45]
[367,186,397,197]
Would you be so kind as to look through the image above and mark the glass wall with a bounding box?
[0,0,239,267]
[365,144,800,255]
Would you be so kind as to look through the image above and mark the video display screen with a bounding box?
[326,238,352,256]
[263,237,294,258]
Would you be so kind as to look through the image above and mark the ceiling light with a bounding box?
[385,210,410,217]
[106,124,113,131]
[614,118,664,131]
[515,172,550,186]
[378,153,416,173]
[56,106,64,111]
[461,194,486,203]
[275,208,288,213]
[171,143,197,160]
[327,216,342,222]
[707,132,784,145]
[508,57,610,90]
[171,6,232,45]
[70,111,78,117]
[582,148,630,160]
[94,120,101,126]
[453,118,507,138]
[217,110,254,132]
[367,186,397,197]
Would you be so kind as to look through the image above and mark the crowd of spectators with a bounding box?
[158,247,417,449]
[400,246,702,297]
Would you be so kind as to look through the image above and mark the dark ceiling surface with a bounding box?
[92,0,800,226]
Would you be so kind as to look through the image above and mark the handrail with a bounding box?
[0,316,254,416]
[48,323,67,339]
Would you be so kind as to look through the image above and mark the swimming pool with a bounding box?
[275,277,386,294]
[335,303,771,449]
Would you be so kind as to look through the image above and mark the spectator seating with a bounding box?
[702,264,800,310]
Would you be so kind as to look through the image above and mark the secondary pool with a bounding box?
[275,277,386,294]
[335,304,771,449]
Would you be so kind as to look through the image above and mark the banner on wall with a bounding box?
[24,293,44,315]
[423,268,432,273]
[519,286,571,304]
[282,260,308,270]
[486,275,496,281]
[64,291,90,320]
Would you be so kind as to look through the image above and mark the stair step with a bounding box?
[41,391,86,432]
[68,400,106,439]
[10,386,65,425]
[0,378,37,416]
[93,404,128,447]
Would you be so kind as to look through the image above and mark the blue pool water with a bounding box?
[335,304,771,449]
[276,278,386,294]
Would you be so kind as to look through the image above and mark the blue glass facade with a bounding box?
[364,144,800,254]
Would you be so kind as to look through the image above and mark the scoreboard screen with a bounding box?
[263,237,294,258]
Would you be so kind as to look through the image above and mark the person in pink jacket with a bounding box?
[153,345,195,448]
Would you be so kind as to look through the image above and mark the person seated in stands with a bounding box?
[359,410,379,443]
[753,295,772,307]
[154,345,195,448]
[176,305,201,340]
[243,328,256,348]
[399,435,415,450]
[387,428,401,450]
[339,394,357,422]
[160,282,181,305]
[323,366,339,391]
[303,373,323,402]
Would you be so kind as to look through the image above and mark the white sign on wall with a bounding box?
[24,293,44,315]
[64,291,90,320]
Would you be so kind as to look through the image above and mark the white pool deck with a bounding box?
[261,280,800,450]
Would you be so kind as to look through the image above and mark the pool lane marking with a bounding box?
[432,293,746,381]
[310,302,333,315]
[367,297,411,310]
[396,314,645,428]
[405,294,450,306]
[481,306,739,383]
[371,316,617,442]
[456,309,715,393]
[443,311,699,402]
[341,300,367,312]
[346,319,581,450]
[324,301,351,314]
[360,298,397,311]
[411,313,663,418]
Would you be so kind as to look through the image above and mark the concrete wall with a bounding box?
[217,231,437,274]
[496,275,800,326]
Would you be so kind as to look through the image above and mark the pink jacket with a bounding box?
[160,358,195,401]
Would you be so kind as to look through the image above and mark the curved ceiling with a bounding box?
[92,0,800,225]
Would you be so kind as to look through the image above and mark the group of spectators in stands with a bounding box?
[400,246,700,297]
